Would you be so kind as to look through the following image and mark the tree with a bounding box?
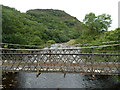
[83,12,112,32]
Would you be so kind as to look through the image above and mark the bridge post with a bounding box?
[36,54,41,77]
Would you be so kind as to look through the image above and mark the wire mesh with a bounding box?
[1,48,120,75]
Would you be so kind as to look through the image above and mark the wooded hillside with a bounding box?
[2,5,83,46]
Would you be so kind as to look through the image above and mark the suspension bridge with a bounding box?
[0,42,120,75]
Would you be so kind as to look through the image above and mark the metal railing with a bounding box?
[1,48,120,75]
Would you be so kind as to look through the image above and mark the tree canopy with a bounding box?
[83,12,112,32]
[76,13,119,44]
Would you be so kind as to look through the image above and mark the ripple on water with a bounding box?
[15,72,118,88]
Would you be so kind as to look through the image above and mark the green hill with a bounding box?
[2,5,83,46]
[26,9,82,42]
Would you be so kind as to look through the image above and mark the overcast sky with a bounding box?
[0,0,119,30]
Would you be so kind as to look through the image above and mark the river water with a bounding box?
[14,44,119,88]
[16,72,119,88]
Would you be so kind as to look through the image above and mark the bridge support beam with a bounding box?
[64,73,66,78]
[36,72,41,77]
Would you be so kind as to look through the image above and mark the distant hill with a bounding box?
[26,9,82,42]
[2,5,83,45]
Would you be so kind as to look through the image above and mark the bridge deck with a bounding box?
[1,51,120,75]
[2,62,120,75]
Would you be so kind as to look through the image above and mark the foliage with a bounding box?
[95,28,120,42]
[2,5,83,46]
[76,27,120,45]
[2,5,119,50]
[83,12,112,32]
[114,75,120,81]
[66,39,76,45]
[47,40,56,44]
[76,13,114,44]
[26,9,82,42]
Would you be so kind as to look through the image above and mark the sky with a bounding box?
[0,0,120,30]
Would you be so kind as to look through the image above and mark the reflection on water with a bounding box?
[16,72,117,88]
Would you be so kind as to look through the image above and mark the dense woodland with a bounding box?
[2,5,83,46]
[1,5,120,47]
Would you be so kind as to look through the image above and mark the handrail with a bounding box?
[75,40,120,46]
[0,40,120,47]
[0,44,120,50]
[1,53,120,56]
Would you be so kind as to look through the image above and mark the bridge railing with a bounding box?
[1,42,120,53]
[1,48,120,75]
[0,42,120,75]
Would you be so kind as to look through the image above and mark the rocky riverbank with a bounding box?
[2,72,18,89]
